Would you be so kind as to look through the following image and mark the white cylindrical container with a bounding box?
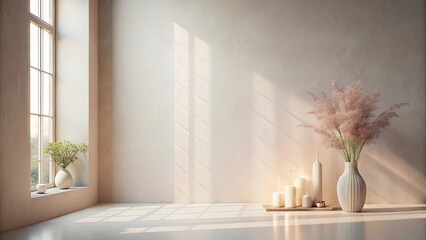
[36,184,47,194]
[284,185,296,208]
[272,192,285,207]
[312,154,322,203]
[294,177,306,206]
[302,194,312,208]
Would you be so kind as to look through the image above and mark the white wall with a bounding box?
[99,0,425,204]
[56,0,99,187]
[0,0,98,232]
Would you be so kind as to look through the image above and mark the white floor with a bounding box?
[1,203,425,240]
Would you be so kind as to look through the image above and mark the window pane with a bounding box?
[30,23,40,68]
[41,117,53,160]
[30,115,40,161]
[42,30,52,73]
[30,0,55,189]
[41,73,53,116]
[30,0,40,17]
[31,161,39,187]
[40,161,52,184]
[41,0,53,24]
[30,69,40,114]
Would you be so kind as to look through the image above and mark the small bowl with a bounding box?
[316,201,325,208]
[36,184,47,194]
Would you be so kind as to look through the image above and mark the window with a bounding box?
[30,0,55,190]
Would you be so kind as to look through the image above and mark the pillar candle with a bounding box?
[294,177,306,206]
[312,153,322,203]
[302,194,312,208]
[272,192,285,207]
[284,185,296,208]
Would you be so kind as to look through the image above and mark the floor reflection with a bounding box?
[1,204,425,240]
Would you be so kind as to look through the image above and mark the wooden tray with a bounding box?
[263,204,339,211]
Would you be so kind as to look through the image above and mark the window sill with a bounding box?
[31,186,87,199]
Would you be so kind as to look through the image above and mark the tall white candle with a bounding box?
[294,177,306,206]
[312,153,322,204]
[284,185,296,208]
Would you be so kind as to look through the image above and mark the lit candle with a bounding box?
[284,185,296,208]
[294,172,306,206]
[272,176,284,207]
[272,192,285,207]
[312,153,323,204]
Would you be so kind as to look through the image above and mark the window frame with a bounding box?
[30,0,56,191]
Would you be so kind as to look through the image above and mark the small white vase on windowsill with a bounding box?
[55,167,73,189]
[36,184,47,194]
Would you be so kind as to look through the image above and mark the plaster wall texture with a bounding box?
[98,0,425,203]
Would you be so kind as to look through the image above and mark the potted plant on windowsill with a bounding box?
[44,141,88,189]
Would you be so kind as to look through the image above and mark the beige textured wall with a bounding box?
[0,0,98,232]
[98,0,426,204]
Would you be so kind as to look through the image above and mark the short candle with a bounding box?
[272,192,285,207]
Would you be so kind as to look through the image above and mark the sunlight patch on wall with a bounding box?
[192,35,212,202]
[251,72,280,201]
[174,23,190,203]
[363,148,426,203]
[174,23,213,203]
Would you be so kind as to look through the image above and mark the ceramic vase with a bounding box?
[36,184,47,193]
[337,162,366,212]
[55,167,73,189]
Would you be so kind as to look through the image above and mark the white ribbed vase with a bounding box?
[337,162,366,212]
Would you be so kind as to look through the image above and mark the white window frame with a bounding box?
[30,0,56,191]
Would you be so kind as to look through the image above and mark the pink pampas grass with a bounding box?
[304,81,408,162]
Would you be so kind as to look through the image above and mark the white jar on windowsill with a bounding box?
[36,184,47,194]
